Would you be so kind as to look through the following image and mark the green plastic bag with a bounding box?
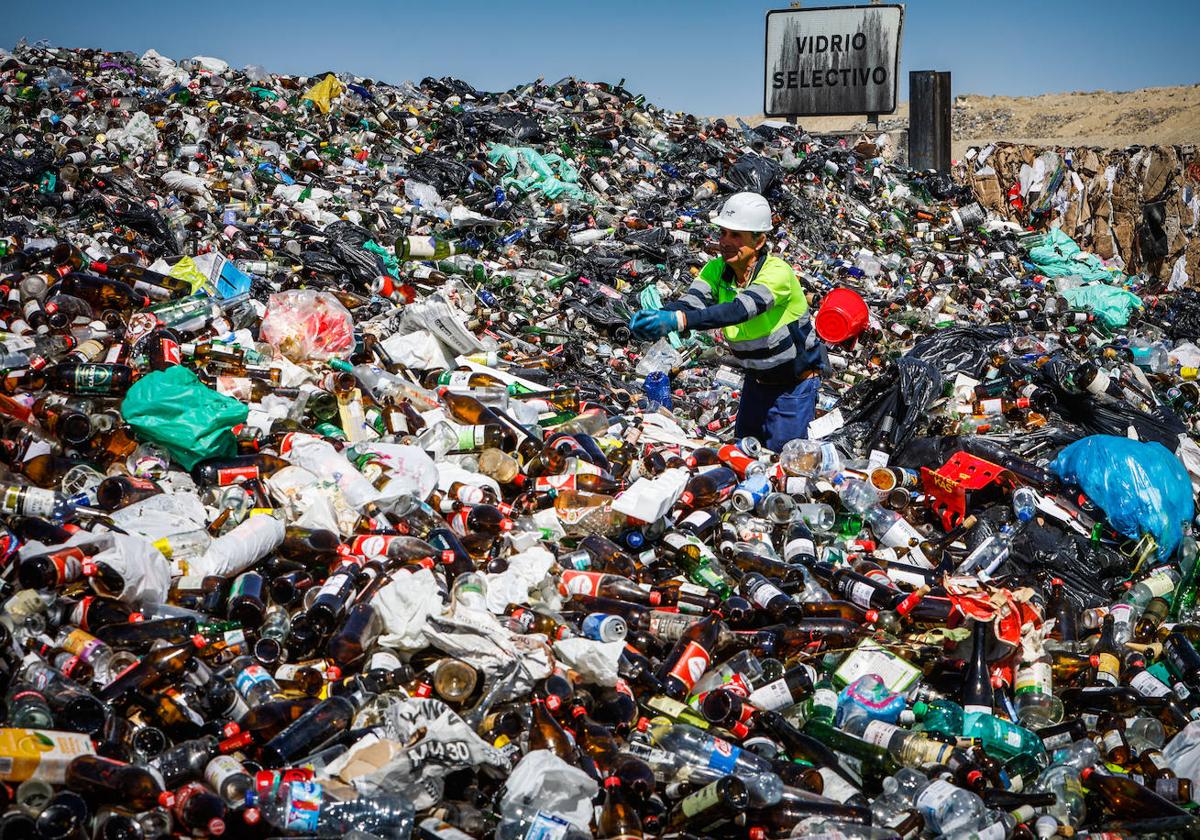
[1027,228,1121,285]
[1060,283,1143,328]
[121,366,248,470]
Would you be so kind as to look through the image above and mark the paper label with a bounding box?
[879,516,922,549]
[747,578,786,610]
[680,779,723,818]
[215,464,258,485]
[816,767,859,803]
[1014,660,1052,696]
[454,425,486,450]
[4,486,55,517]
[784,536,815,563]
[807,408,843,440]
[1131,668,1172,698]
[205,755,243,792]
[835,642,920,691]
[916,778,957,820]
[1095,653,1120,686]
[560,570,604,597]
[748,678,796,712]
[235,664,275,697]
[316,573,351,600]
[861,719,898,748]
[846,580,878,609]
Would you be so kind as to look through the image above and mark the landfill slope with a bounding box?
[727,83,1200,157]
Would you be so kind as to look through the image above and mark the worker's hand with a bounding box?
[629,309,682,340]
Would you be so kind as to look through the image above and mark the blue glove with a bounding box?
[629,309,680,340]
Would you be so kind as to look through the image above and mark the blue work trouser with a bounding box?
[734,374,820,452]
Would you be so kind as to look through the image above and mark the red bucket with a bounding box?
[814,287,869,344]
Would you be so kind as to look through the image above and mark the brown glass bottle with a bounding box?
[259,694,357,768]
[677,467,738,509]
[569,703,621,775]
[191,453,291,486]
[64,755,163,810]
[528,696,576,762]
[597,775,643,839]
[1080,766,1190,819]
[96,475,162,510]
[665,775,748,833]
[98,642,200,702]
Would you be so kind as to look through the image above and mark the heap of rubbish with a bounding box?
[0,39,1198,840]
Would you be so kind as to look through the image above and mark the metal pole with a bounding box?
[908,71,951,172]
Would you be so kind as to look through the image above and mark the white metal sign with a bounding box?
[764,4,904,117]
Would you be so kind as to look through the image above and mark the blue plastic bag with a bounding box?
[1050,435,1194,560]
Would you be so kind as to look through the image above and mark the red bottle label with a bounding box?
[667,641,711,690]
[216,465,259,485]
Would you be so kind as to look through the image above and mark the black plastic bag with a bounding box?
[1007,519,1130,610]
[405,155,474,194]
[420,76,482,100]
[907,325,1014,379]
[0,148,53,187]
[833,357,941,454]
[104,197,177,255]
[1153,289,1200,341]
[460,109,544,144]
[726,154,783,197]
[1138,199,1170,261]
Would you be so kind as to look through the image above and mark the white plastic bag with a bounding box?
[500,751,598,832]
[192,513,285,578]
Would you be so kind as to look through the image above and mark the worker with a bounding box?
[628,191,824,451]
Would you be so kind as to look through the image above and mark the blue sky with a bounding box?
[5,0,1197,115]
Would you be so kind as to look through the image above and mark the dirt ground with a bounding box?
[725,83,1200,159]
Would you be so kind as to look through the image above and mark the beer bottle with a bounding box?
[17,543,99,589]
[677,467,738,509]
[298,567,355,635]
[665,775,748,833]
[226,571,267,629]
[95,475,162,510]
[23,363,138,396]
[59,272,151,310]
[738,572,802,623]
[165,781,227,836]
[597,776,643,839]
[1092,615,1122,687]
[1163,630,1200,692]
[1079,767,1191,819]
[570,703,622,775]
[95,616,199,653]
[529,695,576,762]
[4,682,55,727]
[89,261,191,298]
[64,755,164,810]
[98,641,201,702]
[259,694,358,768]
[192,453,291,486]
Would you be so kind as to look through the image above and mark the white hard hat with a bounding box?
[713,191,773,233]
